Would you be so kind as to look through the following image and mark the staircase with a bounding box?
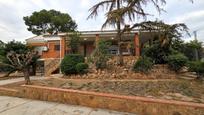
[44,59,60,77]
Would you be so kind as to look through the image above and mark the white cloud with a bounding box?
[81,0,91,8]
[0,0,203,43]
[172,10,204,23]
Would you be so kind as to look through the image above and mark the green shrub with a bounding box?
[142,43,172,64]
[0,55,13,72]
[167,53,188,72]
[60,54,84,75]
[188,61,204,79]
[133,57,153,73]
[90,40,111,69]
[67,54,84,63]
[76,63,88,74]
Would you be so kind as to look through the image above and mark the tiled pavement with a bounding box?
[0,96,135,115]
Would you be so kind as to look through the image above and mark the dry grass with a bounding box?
[3,77,203,103]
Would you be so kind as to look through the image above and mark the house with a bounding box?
[26,30,157,76]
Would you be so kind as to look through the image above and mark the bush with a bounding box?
[76,63,88,74]
[89,40,111,69]
[167,53,188,72]
[60,54,84,75]
[0,55,13,72]
[133,57,153,73]
[188,61,204,79]
[142,43,172,64]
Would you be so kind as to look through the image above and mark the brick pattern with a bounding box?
[42,41,60,59]
[21,85,204,115]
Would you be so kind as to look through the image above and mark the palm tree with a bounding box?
[88,0,165,65]
[88,0,193,65]
[131,20,190,48]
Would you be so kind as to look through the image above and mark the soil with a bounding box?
[2,77,204,103]
[0,73,23,80]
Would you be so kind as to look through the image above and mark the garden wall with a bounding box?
[22,85,204,115]
[0,87,20,97]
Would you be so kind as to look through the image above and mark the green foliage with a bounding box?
[76,63,89,74]
[67,32,81,54]
[23,9,77,35]
[60,54,84,75]
[142,42,172,64]
[171,39,203,61]
[183,40,203,61]
[167,53,188,72]
[0,40,35,72]
[188,61,204,78]
[0,40,5,57]
[89,40,111,69]
[5,40,31,54]
[133,57,153,73]
[171,38,186,53]
[0,55,13,72]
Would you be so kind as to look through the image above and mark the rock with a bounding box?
[101,71,105,74]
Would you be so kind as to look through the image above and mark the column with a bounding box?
[95,34,99,47]
[60,37,65,58]
[134,33,140,57]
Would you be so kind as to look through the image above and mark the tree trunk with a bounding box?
[118,42,123,65]
[31,63,36,76]
[2,70,16,78]
[116,0,123,66]
[23,68,31,85]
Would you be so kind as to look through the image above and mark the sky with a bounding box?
[0,0,204,43]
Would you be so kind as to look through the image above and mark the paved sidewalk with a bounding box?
[0,96,135,115]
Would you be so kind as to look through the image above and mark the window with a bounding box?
[54,45,60,51]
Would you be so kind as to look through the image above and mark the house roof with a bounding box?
[26,35,61,44]
[26,30,139,43]
[26,29,158,44]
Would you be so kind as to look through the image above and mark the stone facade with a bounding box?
[44,59,60,77]
[21,85,204,115]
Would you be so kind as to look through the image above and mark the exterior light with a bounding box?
[111,37,114,40]
[84,38,87,40]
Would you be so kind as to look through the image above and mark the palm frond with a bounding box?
[87,0,114,19]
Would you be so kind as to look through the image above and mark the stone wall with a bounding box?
[0,87,20,97]
[22,85,204,115]
[44,59,60,77]
[68,56,179,79]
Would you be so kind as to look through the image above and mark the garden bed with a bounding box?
[2,77,204,103]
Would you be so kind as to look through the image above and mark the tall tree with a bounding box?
[23,9,77,35]
[88,0,193,65]
[0,51,38,84]
[0,41,39,79]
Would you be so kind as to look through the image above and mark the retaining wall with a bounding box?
[21,85,204,115]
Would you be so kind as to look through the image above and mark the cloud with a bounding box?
[0,0,203,43]
[172,10,204,23]
[81,0,91,8]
